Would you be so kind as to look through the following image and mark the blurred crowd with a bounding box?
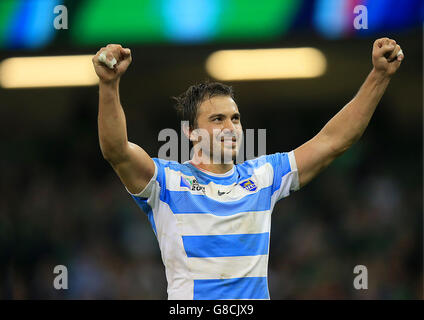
[0,89,422,300]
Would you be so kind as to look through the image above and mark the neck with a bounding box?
[190,153,234,174]
[191,162,234,174]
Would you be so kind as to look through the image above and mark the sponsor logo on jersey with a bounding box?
[180,176,205,193]
[217,190,231,196]
[180,176,192,189]
[240,179,257,192]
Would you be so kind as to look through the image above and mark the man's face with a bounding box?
[191,95,242,164]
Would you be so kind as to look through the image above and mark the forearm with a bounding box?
[97,79,129,161]
[319,68,391,153]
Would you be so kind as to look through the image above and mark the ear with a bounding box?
[181,121,195,142]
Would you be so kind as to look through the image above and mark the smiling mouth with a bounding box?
[220,139,237,147]
[220,137,237,142]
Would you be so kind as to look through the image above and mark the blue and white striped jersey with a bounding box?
[126,151,300,300]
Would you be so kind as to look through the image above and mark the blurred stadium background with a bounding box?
[0,0,422,299]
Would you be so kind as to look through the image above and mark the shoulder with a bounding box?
[236,153,293,177]
[237,153,290,169]
[153,158,195,177]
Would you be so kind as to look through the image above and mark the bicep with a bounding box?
[109,142,156,194]
[294,133,341,188]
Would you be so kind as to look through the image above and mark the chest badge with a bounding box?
[240,179,257,192]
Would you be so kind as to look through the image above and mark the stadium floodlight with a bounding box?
[205,47,327,81]
[0,55,98,88]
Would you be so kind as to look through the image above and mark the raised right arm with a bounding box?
[93,44,155,194]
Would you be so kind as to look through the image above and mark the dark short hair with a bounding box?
[173,81,234,129]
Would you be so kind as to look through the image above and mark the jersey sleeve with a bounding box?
[266,150,300,202]
[124,158,166,200]
[124,158,167,235]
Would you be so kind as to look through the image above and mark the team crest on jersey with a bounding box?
[180,176,205,193]
[240,179,257,192]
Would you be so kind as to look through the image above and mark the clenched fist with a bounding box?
[372,37,404,77]
[92,44,132,83]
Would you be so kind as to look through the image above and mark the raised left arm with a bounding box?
[294,37,404,188]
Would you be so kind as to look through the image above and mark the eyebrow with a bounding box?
[208,112,241,120]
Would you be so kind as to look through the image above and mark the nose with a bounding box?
[223,118,236,133]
